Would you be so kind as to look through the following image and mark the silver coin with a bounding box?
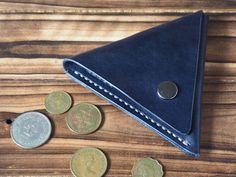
[10,112,52,149]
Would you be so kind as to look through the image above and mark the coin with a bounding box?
[70,147,108,177]
[131,157,164,177]
[45,91,72,114]
[10,111,52,149]
[66,103,102,134]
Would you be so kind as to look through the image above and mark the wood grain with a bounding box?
[0,1,236,177]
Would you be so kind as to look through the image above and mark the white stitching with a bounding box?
[74,71,189,146]
[183,140,190,146]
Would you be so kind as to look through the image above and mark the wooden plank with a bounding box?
[2,59,236,76]
[0,37,236,62]
[1,14,236,21]
[0,0,236,9]
[0,1,236,14]
[0,20,236,43]
[0,2,235,176]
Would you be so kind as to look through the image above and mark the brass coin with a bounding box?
[45,91,72,114]
[66,103,102,134]
[70,147,108,177]
[131,157,164,177]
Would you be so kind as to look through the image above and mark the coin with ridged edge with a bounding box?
[131,157,164,177]
[10,111,52,149]
[66,103,102,134]
[45,91,72,114]
[70,147,108,177]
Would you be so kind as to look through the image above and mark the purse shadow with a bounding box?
[200,36,232,156]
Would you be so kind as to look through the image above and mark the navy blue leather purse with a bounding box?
[63,11,208,157]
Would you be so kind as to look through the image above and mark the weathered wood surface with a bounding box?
[0,1,236,176]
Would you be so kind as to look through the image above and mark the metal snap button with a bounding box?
[157,81,178,100]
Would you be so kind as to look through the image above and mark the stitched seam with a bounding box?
[74,71,190,146]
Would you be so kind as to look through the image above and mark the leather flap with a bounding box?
[63,11,208,156]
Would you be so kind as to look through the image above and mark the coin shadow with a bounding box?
[200,79,218,153]
[102,150,111,177]
[68,92,74,107]
[200,44,228,156]
[95,104,106,130]
[41,110,56,140]
[156,160,165,177]
[48,116,56,139]
[94,105,109,176]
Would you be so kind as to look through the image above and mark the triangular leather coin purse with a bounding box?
[63,11,208,157]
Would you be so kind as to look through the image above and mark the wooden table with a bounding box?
[0,1,236,176]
